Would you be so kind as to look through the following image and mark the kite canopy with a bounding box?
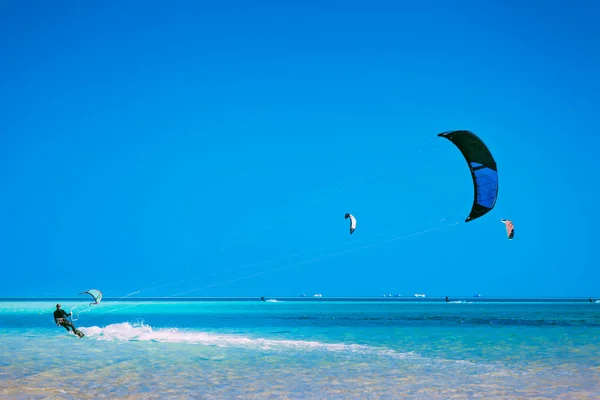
[501,219,515,240]
[79,289,102,305]
[438,130,498,223]
[345,213,356,234]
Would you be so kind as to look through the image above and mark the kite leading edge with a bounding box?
[345,213,356,234]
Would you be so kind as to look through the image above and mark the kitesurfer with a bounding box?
[53,304,84,338]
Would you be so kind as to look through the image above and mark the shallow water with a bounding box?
[1,299,599,399]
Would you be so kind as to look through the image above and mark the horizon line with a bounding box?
[0,295,597,300]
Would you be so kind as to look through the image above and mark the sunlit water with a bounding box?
[1,299,599,399]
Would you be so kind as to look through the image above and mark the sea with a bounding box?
[1,298,599,399]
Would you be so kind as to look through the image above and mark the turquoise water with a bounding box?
[2,299,599,399]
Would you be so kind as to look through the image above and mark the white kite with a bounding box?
[345,213,356,234]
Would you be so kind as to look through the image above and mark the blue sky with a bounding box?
[1,0,598,298]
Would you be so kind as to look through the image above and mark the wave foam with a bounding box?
[77,322,495,371]
[79,322,418,358]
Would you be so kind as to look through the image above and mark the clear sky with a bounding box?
[1,0,598,298]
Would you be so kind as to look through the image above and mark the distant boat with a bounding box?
[414,294,426,298]
[474,294,482,297]
[300,294,306,297]
[313,294,322,297]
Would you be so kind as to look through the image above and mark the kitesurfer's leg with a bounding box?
[67,322,79,334]
[60,320,76,333]
[65,321,83,337]
[58,319,71,332]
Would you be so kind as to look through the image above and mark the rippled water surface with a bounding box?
[1,299,599,399]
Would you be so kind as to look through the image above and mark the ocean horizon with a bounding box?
[1,296,598,304]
